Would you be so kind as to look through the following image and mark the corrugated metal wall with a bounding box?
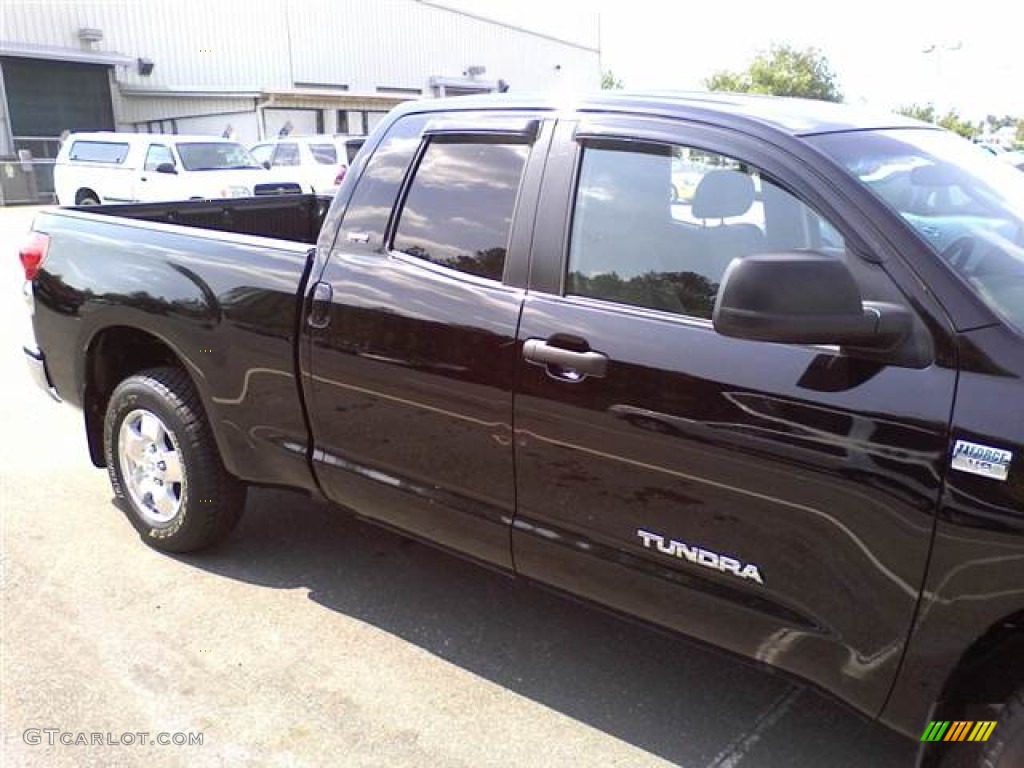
[112,95,257,125]
[1,0,600,95]
[2,0,291,90]
[286,1,600,93]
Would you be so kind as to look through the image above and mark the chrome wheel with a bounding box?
[117,409,186,526]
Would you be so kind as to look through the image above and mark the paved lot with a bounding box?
[1,204,915,767]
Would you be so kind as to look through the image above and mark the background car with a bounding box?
[999,149,1024,172]
[250,135,361,195]
[975,142,1004,156]
[670,157,703,202]
[54,132,308,205]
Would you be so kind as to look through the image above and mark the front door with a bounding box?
[137,143,180,202]
[512,118,957,716]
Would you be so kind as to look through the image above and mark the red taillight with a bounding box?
[334,165,347,185]
[19,231,50,281]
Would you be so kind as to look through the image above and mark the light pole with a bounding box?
[922,41,962,113]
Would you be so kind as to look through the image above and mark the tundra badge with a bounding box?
[950,440,1012,482]
[637,529,764,585]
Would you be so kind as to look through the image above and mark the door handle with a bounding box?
[141,176,148,182]
[307,281,332,329]
[523,338,607,381]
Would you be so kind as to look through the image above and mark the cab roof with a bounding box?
[398,90,930,138]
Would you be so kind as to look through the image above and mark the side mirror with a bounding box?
[155,162,177,174]
[262,160,272,170]
[712,253,912,350]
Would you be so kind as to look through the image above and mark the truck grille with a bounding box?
[254,182,302,196]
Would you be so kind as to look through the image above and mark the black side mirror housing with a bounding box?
[712,253,912,350]
[155,162,177,174]
[262,160,272,170]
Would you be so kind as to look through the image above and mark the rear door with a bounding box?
[304,112,550,568]
[512,116,957,715]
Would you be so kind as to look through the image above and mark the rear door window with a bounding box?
[392,140,529,281]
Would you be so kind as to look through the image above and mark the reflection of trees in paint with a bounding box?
[568,270,719,318]
[403,245,506,282]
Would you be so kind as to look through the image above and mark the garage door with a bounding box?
[1,57,115,202]
[2,57,115,157]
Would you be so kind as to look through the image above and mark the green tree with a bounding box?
[601,69,624,90]
[937,110,981,140]
[705,44,842,102]
[897,104,936,123]
[898,104,981,139]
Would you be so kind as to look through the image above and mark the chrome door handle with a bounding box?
[523,338,608,380]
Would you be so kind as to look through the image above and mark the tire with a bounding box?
[103,367,245,552]
[77,193,99,206]
[981,686,1024,768]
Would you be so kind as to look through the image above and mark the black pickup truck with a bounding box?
[21,93,1024,766]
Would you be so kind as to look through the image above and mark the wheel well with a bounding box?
[940,611,1024,710]
[83,327,185,467]
[75,188,99,204]
[917,613,1023,766]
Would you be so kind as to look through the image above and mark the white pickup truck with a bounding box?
[53,132,311,205]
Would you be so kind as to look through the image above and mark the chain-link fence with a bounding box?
[0,157,57,206]
[3,137,62,205]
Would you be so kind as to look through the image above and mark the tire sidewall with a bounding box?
[982,698,1024,768]
[104,380,193,544]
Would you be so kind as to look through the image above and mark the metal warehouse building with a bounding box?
[0,0,600,201]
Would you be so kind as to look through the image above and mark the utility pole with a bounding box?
[921,41,962,113]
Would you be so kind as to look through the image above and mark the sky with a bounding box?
[440,0,1023,122]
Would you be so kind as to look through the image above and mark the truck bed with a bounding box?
[28,194,326,497]
[76,193,332,245]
